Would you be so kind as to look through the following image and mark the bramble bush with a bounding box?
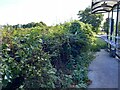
[1,28,56,89]
[1,20,95,89]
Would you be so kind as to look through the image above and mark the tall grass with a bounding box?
[91,37,107,52]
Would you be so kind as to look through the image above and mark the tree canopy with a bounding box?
[77,7,104,33]
[12,21,47,29]
[103,18,109,33]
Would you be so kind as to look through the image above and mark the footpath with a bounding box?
[88,49,119,88]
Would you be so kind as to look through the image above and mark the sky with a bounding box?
[0,0,92,26]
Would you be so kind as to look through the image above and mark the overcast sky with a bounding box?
[0,0,92,25]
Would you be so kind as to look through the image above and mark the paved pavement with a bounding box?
[88,49,120,88]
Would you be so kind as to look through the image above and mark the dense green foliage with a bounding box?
[103,18,109,33]
[119,22,120,35]
[91,37,107,52]
[1,20,97,89]
[12,21,47,29]
[78,7,104,33]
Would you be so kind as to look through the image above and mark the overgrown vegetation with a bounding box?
[91,37,107,52]
[0,20,100,89]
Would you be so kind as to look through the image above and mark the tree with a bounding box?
[77,7,104,33]
[119,22,120,35]
[12,21,47,29]
[103,18,109,33]
[35,21,47,27]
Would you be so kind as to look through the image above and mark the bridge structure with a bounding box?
[91,0,120,58]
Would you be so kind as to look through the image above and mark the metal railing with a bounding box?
[98,35,120,58]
